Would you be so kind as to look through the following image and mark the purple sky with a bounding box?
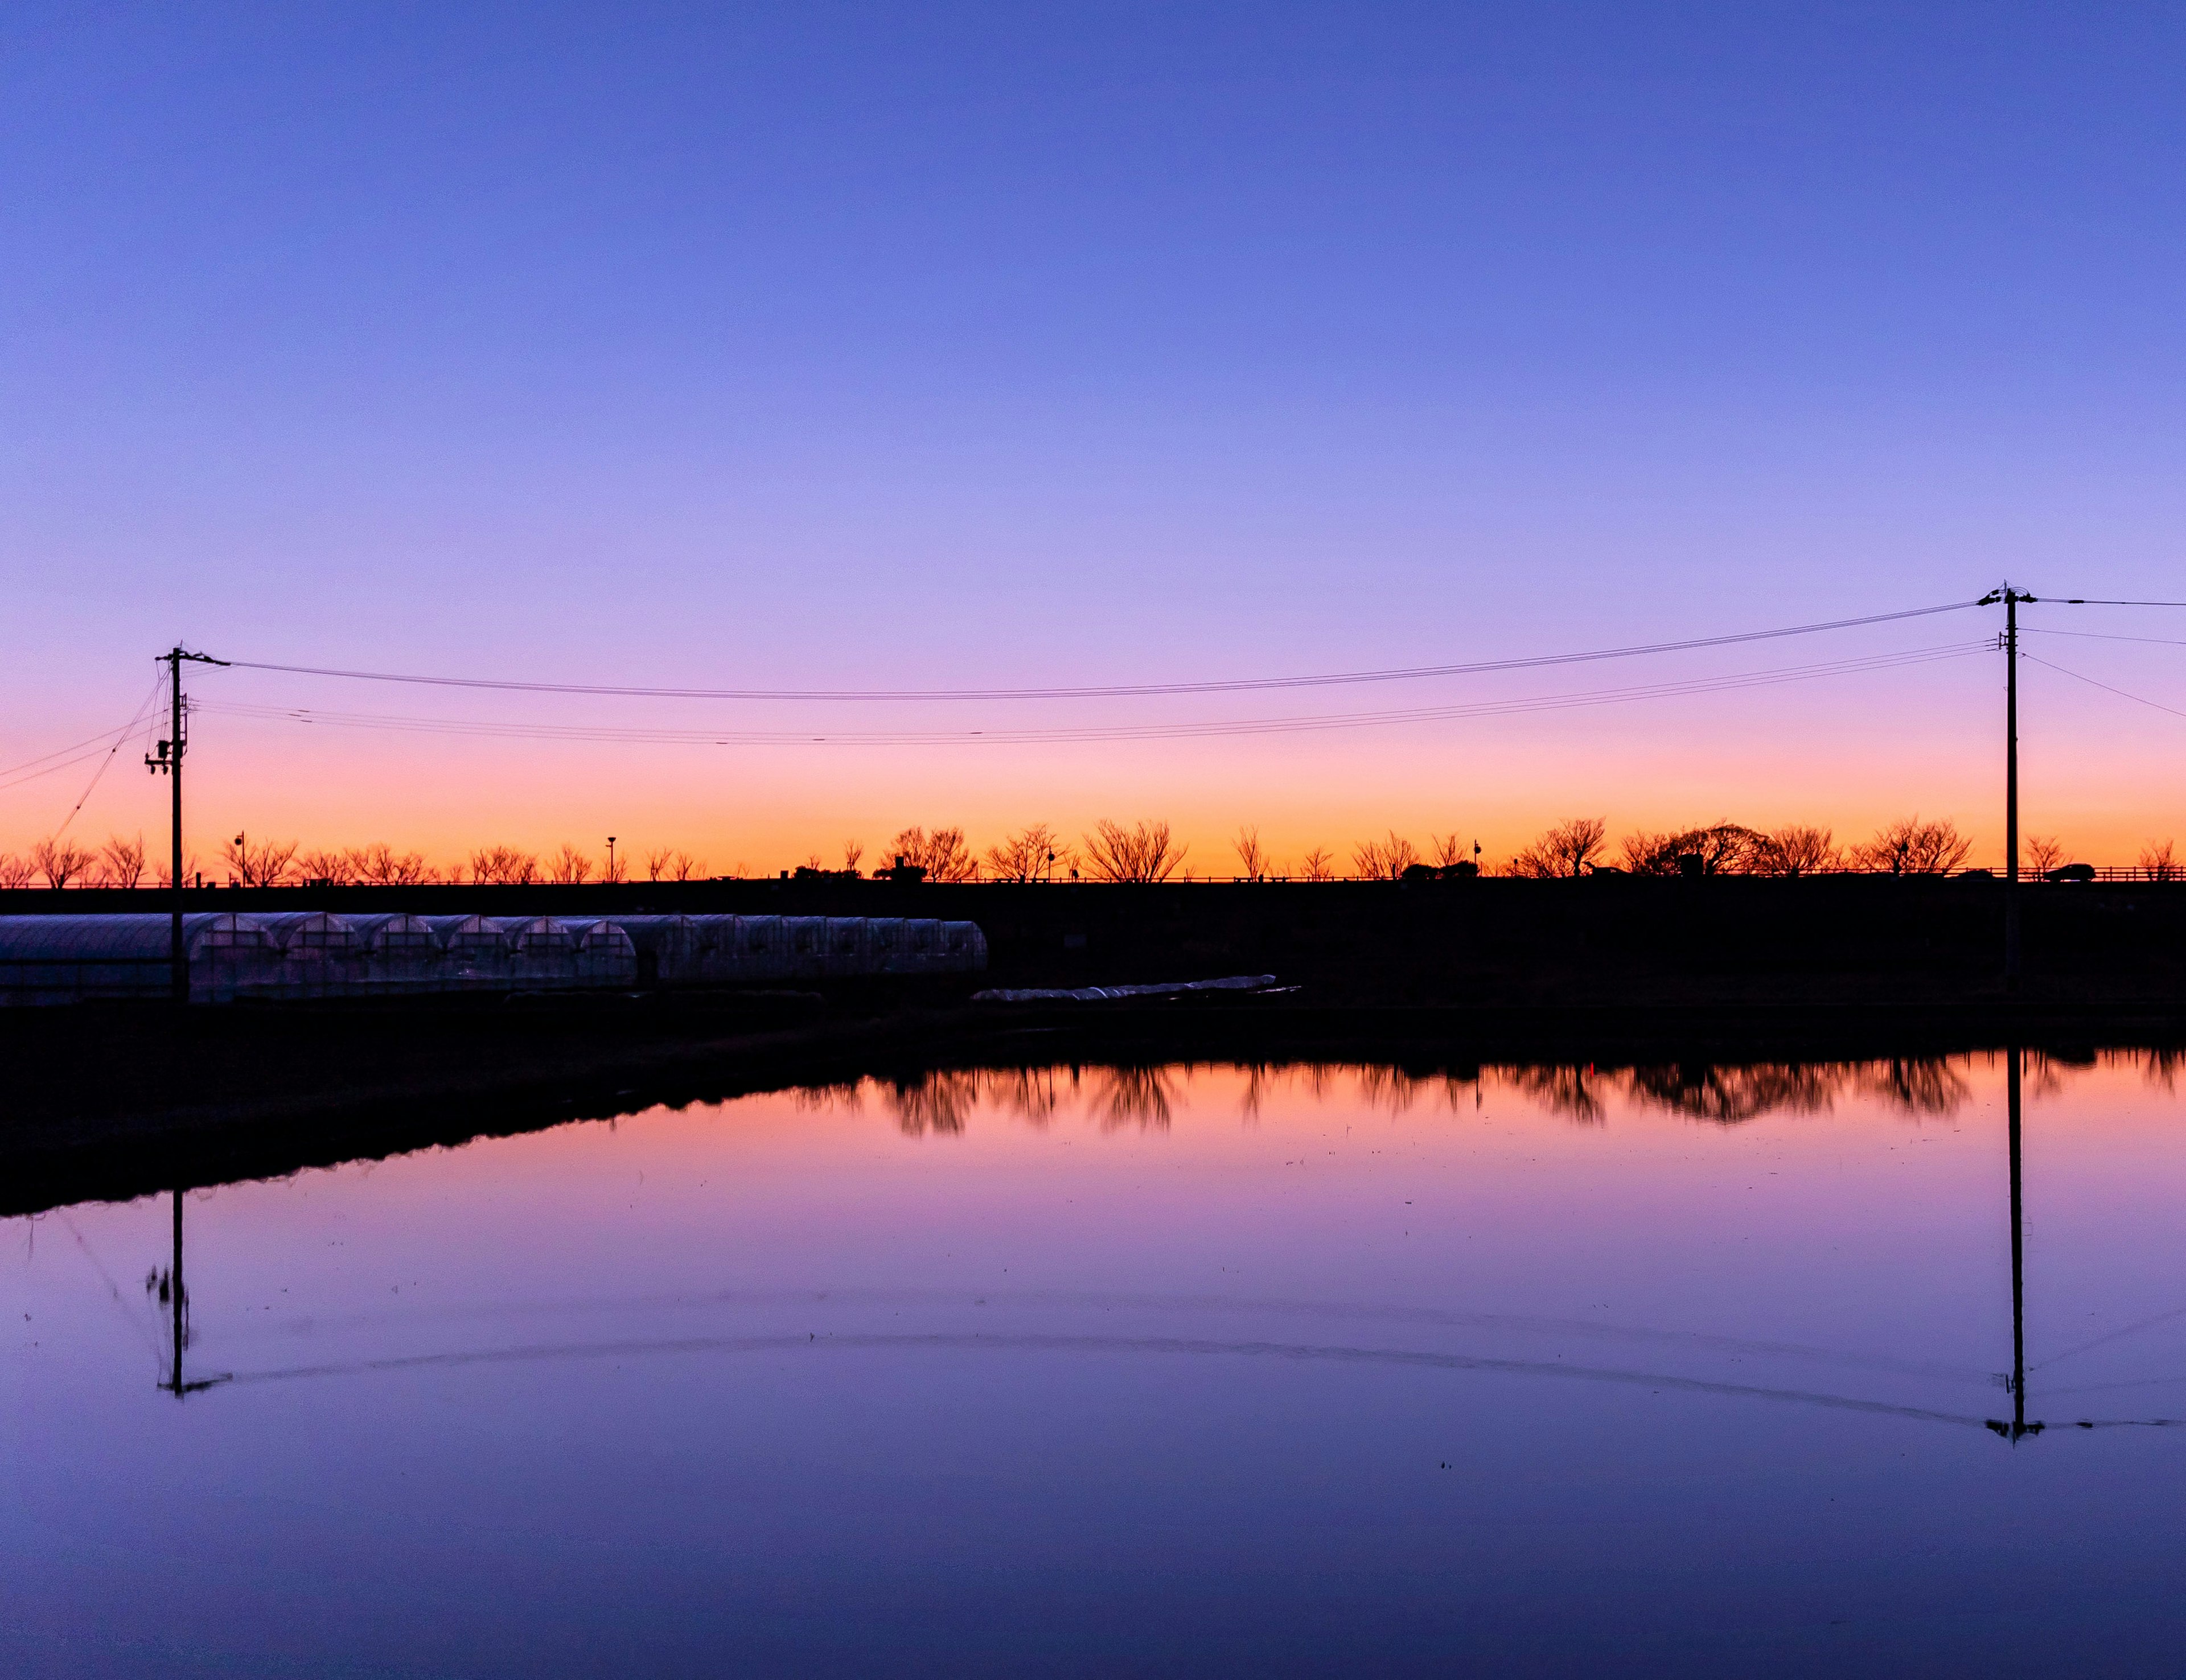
[6,4,2185,870]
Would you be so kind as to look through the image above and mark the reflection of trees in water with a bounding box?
[1495,1058,1975,1125]
[1503,1065,1605,1125]
[992,1066,1066,1127]
[869,1063,1173,1133]
[887,1070,982,1135]
[1854,1058,1974,1118]
[1090,1065,1178,1131]
[791,1080,864,1114]
[1624,1063,1843,1124]
[824,1043,2186,1137]
[2113,1047,2186,1094]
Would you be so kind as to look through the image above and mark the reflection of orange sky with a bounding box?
[217,1052,2186,1306]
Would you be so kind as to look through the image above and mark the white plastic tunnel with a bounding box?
[0,913,277,1004]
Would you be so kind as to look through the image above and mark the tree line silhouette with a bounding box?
[1,814,2176,889]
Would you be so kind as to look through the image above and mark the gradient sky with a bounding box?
[6,3,2185,872]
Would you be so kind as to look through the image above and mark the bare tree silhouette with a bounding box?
[1848,817,1972,875]
[890,826,979,882]
[1233,825,1272,880]
[1508,817,1607,878]
[31,838,93,888]
[154,851,202,890]
[98,833,148,888]
[0,853,34,888]
[842,839,865,874]
[295,847,356,885]
[1300,845,1337,883]
[1352,831,1420,880]
[2140,839,2180,882]
[349,843,434,885]
[1749,825,1839,876]
[468,846,540,886]
[986,823,1068,883]
[1081,818,1187,883]
[671,850,707,882]
[643,845,673,882]
[2024,834,2066,876]
[546,843,594,884]
[221,835,298,887]
[1621,823,1764,876]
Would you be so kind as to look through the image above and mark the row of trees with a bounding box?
[3,818,2178,888]
[1501,816,2172,878]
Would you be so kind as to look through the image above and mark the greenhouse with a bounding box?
[606,913,698,987]
[0,910,987,1004]
[493,917,575,985]
[254,911,365,998]
[425,915,513,987]
[0,913,276,1004]
[558,919,639,987]
[347,913,446,991]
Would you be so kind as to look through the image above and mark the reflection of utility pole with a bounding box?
[165,1188,188,1397]
[1988,1044,2042,1442]
[146,1189,225,1399]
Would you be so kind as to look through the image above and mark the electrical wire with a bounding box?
[0,713,159,787]
[201,641,1988,748]
[2023,653,2186,724]
[49,673,166,839]
[217,599,1983,703]
[2024,628,2186,650]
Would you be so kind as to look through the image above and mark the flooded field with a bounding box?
[6,1050,2185,1675]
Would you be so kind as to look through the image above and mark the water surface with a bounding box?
[7,1052,2185,1674]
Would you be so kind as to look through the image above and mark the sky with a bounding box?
[5,2,2185,875]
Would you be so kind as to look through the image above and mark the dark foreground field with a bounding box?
[19,870,2186,1003]
[4,875,2185,1214]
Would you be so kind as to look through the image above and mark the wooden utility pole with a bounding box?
[146,647,228,1003]
[2005,588,2023,987]
[1980,588,2033,989]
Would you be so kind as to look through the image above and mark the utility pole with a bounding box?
[1978,588,2033,989]
[145,647,229,1004]
[2005,588,2022,987]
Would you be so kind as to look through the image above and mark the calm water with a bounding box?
[7,1052,2186,1675]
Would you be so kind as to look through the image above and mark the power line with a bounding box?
[201,642,1987,748]
[49,673,167,839]
[2023,653,2186,724]
[2024,628,2186,649]
[217,599,1983,703]
[0,713,158,787]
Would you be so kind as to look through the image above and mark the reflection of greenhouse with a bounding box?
[0,913,988,1004]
